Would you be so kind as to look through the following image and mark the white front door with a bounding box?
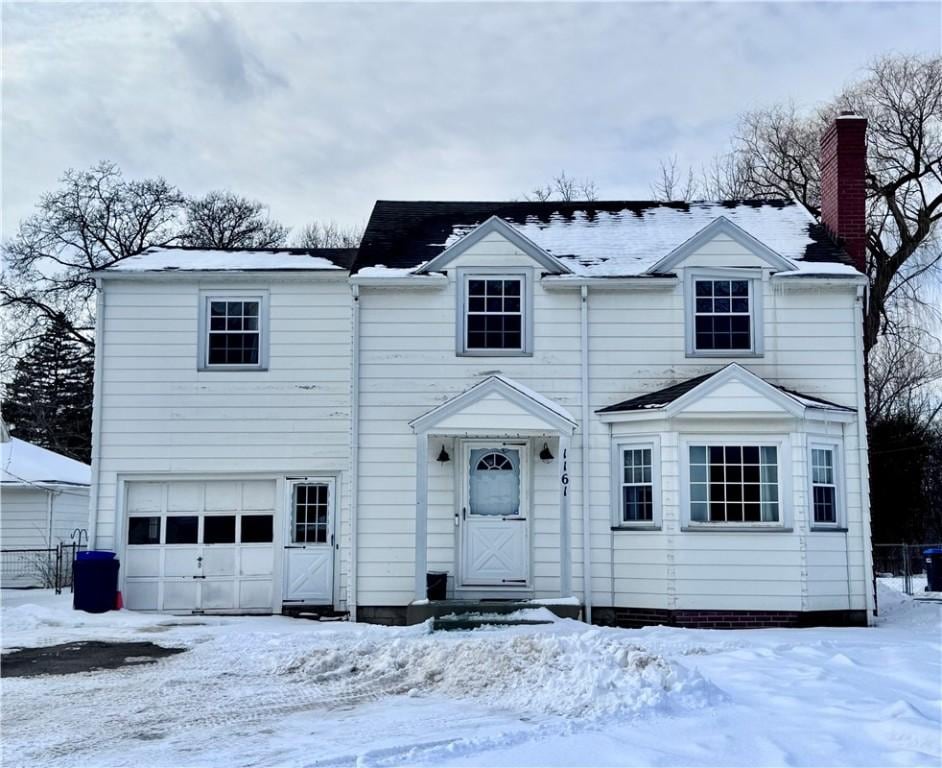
[283,478,335,604]
[460,443,529,587]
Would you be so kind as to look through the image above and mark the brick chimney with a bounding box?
[820,112,867,273]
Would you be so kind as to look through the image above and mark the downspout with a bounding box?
[88,278,105,549]
[853,285,875,623]
[46,489,54,546]
[349,283,361,622]
[580,285,593,624]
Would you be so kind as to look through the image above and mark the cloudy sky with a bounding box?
[3,2,939,237]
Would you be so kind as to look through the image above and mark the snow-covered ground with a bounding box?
[2,582,939,768]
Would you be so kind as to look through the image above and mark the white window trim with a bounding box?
[807,439,845,530]
[198,290,270,371]
[679,434,792,530]
[610,436,661,530]
[456,267,533,356]
[684,268,765,358]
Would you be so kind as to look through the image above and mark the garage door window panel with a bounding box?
[166,516,199,544]
[241,515,273,543]
[204,515,236,544]
[128,516,161,545]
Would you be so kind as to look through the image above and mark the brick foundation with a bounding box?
[592,607,867,629]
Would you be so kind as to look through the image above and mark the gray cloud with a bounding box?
[172,8,288,101]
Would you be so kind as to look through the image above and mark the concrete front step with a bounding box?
[406,598,582,626]
[432,616,555,631]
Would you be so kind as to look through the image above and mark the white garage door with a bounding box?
[124,480,276,613]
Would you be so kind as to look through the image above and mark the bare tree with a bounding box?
[181,190,289,249]
[868,308,942,424]
[526,171,599,202]
[293,220,363,248]
[651,156,698,201]
[1,161,183,362]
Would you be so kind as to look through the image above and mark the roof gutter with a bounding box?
[349,274,448,288]
[541,276,678,290]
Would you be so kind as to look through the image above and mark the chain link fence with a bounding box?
[872,543,939,595]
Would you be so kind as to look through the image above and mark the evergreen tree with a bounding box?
[1,321,94,463]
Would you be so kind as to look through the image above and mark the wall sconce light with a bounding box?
[539,442,555,463]
[437,445,451,463]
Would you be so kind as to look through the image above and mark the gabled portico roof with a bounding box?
[597,363,856,423]
[410,375,577,435]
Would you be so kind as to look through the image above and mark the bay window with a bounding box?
[688,444,780,524]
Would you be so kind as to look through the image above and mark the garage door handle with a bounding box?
[192,575,206,580]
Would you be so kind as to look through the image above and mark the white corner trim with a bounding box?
[646,216,798,274]
[418,216,572,275]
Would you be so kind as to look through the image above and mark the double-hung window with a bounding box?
[200,293,268,370]
[810,444,840,526]
[686,271,762,356]
[613,440,660,528]
[458,271,531,355]
[688,444,780,524]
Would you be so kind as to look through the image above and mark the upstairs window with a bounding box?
[685,272,762,357]
[694,279,751,351]
[200,293,268,370]
[458,271,531,355]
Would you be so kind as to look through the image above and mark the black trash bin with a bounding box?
[73,551,120,613]
[924,548,942,593]
[426,571,447,601]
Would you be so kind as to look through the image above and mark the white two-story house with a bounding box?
[89,114,874,627]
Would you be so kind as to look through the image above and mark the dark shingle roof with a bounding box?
[596,372,719,413]
[353,199,852,274]
[597,369,855,414]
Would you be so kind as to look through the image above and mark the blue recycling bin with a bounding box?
[924,548,942,593]
[73,551,120,613]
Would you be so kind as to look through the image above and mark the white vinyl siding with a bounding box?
[92,275,351,610]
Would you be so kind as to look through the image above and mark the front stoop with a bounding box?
[406,599,582,628]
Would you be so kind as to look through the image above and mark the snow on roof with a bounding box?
[1,438,90,486]
[440,203,856,277]
[105,247,354,273]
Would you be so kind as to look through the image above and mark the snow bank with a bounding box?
[275,627,718,719]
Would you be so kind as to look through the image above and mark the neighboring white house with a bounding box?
[89,115,874,627]
[1,426,91,587]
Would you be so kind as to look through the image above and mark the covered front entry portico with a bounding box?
[409,376,578,605]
